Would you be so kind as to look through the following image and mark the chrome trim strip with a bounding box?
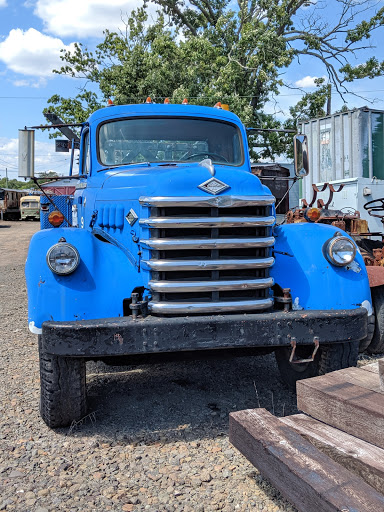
[142,257,274,271]
[148,298,274,314]
[141,236,275,250]
[140,216,275,228]
[149,277,274,292]
[139,195,275,207]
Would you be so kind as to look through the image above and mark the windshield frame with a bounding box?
[96,115,245,169]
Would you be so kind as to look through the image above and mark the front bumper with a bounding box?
[41,308,367,357]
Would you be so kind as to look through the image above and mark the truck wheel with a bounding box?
[368,286,384,354]
[275,340,359,391]
[359,312,375,353]
[39,337,87,428]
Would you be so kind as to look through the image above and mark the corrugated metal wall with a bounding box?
[300,108,384,202]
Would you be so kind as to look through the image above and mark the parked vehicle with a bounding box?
[22,102,371,427]
[20,195,40,221]
[0,188,28,220]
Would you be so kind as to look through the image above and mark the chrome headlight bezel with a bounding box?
[46,242,80,275]
[324,236,356,267]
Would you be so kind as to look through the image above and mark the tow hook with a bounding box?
[289,336,320,364]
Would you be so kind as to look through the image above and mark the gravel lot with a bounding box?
[1,219,372,512]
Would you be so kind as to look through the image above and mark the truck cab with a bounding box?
[25,103,371,427]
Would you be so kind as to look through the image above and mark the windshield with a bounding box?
[98,117,243,167]
[22,201,39,208]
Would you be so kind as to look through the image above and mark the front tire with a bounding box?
[275,340,359,391]
[39,336,87,428]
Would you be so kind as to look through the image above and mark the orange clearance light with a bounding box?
[145,96,152,103]
[304,207,321,223]
[221,104,230,111]
[214,102,222,109]
[107,98,114,106]
[182,98,188,104]
[48,210,65,228]
[164,97,170,104]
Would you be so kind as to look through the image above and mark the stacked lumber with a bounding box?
[229,358,384,512]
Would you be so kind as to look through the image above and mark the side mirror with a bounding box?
[18,129,35,178]
[293,134,309,177]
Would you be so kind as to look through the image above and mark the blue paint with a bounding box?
[26,103,371,328]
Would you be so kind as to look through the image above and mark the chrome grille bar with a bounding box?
[148,298,274,314]
[142,257,274,271]
[149,277,274,293]
[140,216,275,228]
[141,236,275,250]
[140,195,275,207]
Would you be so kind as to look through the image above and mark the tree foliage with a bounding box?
[46,0,384,160]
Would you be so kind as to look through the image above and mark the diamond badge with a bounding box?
[198,177,230,195]
[126,208,138,226]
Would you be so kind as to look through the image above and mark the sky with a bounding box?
[1,0,384,180]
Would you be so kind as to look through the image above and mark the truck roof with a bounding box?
[87,103,243,125]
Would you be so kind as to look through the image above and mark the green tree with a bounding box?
[46,0,384,160]
[0,178,37,190]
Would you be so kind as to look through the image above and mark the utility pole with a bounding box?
[326,84,332,116]
[5,167,8,188]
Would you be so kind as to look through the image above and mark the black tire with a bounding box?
[368,286,384,354]
[39,336,87,428]
[359,311,375,353]
[275,340,359,391]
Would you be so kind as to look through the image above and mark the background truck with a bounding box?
[21,102,371,428]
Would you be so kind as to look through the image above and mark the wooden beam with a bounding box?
[297,371,384,449]
[229,408,384,512]
[379,360,384,391]
[281,413,384,495]
[331,367,382,393]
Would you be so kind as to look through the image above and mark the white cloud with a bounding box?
[13,77,47,88]
[294,75,326,88]
[0,28,76,77]
[0,0,7,7]
[33,0,144,38]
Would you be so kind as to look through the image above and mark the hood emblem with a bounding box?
[198,177,230,195]
[126,208,138,226]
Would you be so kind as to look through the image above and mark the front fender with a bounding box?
[270,223,371,311]
[26,227,143,330]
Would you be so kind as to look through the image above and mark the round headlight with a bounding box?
[325,236,356,267]
[47,242,80,275]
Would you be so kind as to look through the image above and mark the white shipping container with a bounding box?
[300,107,384,204]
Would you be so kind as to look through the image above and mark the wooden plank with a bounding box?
[379,360,384,391]
[297,371,384,449]
[281,413,384,495]
[360,362,380,374]
[331,367,382,393]
[229,408,384,512]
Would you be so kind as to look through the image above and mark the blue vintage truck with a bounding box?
[24,102,371,427]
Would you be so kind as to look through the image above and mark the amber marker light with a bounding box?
[107,98,114,106]
[214,102,222,109]
[164,97,170,104]
[48,210,65,227]
[182,98,188,104]
[145,96,152,103]
[304,207,321,222]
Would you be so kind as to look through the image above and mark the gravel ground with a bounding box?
[0,220,376,512]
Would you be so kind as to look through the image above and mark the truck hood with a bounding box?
[96,163,270,199]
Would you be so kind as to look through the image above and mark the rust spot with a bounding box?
[114,333,123,345]
[38,279,45,287]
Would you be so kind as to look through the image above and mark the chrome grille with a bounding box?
[140,196,275,314]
